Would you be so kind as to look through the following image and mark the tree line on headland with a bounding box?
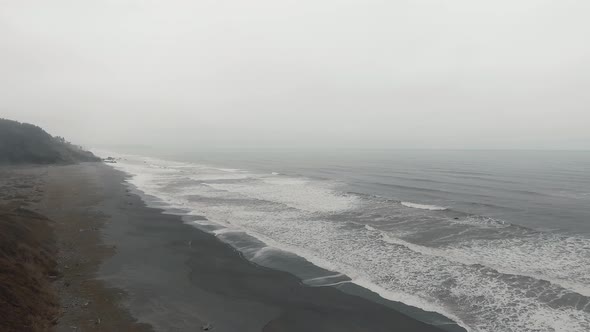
[0,118,100,164]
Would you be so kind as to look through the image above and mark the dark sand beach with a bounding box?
[1,162,449,332]
[0,165,150,332]
[0,167,59,331]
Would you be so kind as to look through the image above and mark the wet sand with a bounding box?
[2,163,450,332]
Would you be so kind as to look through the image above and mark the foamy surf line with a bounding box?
[401,201,448,211]
[179,213,470,331]
[184,208,590,332]
[101,152,590,332]
[213,224,472,332]
[103,154,468,331]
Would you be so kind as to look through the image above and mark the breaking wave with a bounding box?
[104,152,590,332]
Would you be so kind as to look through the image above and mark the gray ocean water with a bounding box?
[104,149,590,332]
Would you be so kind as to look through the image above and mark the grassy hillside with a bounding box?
[0,119,100,164]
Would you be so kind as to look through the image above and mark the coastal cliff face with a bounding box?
[0,118,100,164]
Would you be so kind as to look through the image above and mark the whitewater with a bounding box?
[104,151,590,332]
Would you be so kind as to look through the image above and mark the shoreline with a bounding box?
[105,154,467,332]
[96,162,452,331]
[1,162,459,331]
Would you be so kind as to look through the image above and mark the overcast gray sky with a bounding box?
[1,0,589,150]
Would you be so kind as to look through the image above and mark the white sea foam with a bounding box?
[449,216,508,228]
[374,226,590,298]
[441,236,590,297]
[190,173,250,181]
[212,228,239,236]
[215,167,242,173]
[401,202,447,211]
[250,247,281,262]
[107,153,590,332]
[303,273,344,284]
[207,177,358,213]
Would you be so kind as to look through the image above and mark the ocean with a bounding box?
[101,149,590,332]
